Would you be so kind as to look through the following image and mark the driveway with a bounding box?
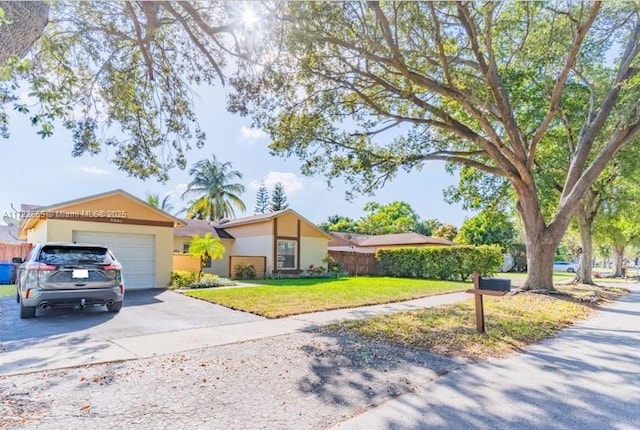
[0,289,263,354]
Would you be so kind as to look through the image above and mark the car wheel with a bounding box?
[567,268,575,273]
[107,301,122,313]
[19,302,36,319]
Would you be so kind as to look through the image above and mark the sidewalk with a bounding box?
[0,291,469,376]
[331,283,640,429]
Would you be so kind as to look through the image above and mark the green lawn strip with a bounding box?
[323,293,600,360]
[0,284,15,298]
[185,277,468,318]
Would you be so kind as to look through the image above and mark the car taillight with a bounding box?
[25,262,56,271]
[103,263,122,271]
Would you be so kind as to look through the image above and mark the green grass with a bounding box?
[185,277,468,318]
[324,292,599,360]
[0,284,15,298]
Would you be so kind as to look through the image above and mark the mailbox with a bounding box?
[478,277,511,292]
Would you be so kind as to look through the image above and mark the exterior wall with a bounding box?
[38,219,174,288]
[300,221,330,238]
[26,221,47,243]
[229,235,273,272]
[223,221,271,238]
[299,236,329,270]
[53,194,171,222]
[276,212,299,238]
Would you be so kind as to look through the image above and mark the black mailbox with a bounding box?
[478,277,511,292]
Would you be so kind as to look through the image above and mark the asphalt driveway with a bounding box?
[0,288,264,354]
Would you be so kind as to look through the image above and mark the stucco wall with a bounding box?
[39,219,174,288]
[229,235,273,272]
[300,236,329,270]
[26,221,47,243]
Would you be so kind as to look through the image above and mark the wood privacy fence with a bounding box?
[0,243,32,262]
[328,250,378,276]
[229,256,267,279]
[172,253,201,273]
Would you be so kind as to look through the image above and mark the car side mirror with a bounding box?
[11,257,23,264]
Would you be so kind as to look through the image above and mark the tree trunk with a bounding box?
[522,231,559,290]
[0,2,49,63]
[576,210,594,284]
[612,245,625,277]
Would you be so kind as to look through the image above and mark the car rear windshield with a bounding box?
[39,246,114,266]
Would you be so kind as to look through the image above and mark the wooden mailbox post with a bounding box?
[466,272,511,333]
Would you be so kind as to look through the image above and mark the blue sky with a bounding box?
[1,83,471,227]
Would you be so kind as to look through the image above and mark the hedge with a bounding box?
[375,245,503,281]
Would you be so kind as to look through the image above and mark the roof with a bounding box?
[329,231,454,247]
[216,209,331,239]
[19,189,186,236]
[174,218,235,239]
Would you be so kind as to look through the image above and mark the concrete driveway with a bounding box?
[0,289,263,360]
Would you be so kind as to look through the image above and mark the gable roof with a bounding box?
[329,231,454,247]
[216,209,331,238]
[19,189,185,235]
[174,218,235,239]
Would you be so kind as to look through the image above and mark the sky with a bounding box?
[1,82,472,228]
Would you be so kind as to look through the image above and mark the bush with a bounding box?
[234,263,257,280]
[189,273,237,289]
[376,245,503,281]
[169,270,198,289]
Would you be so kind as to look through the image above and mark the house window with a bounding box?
[277,240,297,269]
[183,243,190,253]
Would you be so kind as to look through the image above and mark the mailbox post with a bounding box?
[466,272,511,333]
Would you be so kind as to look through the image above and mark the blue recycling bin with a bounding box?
[0,263,13,284]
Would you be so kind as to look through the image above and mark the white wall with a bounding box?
[229,235,273,272]
[300,237,329,270]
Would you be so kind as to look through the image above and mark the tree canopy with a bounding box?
[229,2,640,289]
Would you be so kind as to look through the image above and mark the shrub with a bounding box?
[376,245,503,281]
[234,263,257,280]
[169,270,198,289]
[189,273,237,289]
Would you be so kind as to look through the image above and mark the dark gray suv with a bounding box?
[15,242,125,319]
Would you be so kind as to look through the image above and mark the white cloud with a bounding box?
[168,183,188,197]
[238,126,268,143]
[78,165,113,176]
[250,171,304,195]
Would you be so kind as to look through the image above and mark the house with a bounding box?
[18,190,184,289]
[328,231,455,275]
[174,209,331,278]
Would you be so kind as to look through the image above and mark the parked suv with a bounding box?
[15,242,125,319]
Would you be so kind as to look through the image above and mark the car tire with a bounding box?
[19,302,36,319]
[567,268,575,273]
[107,301,122,313]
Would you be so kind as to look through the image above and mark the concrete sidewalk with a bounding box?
[332,283,640,429]
[0,291,469,376]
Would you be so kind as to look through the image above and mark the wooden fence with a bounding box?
[172,253,201,273]
[328,250,378,276]
[229,256,267,279]
[0,243,32,262]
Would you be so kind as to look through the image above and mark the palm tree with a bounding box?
[146,192,175,214]
[181,155,246,221]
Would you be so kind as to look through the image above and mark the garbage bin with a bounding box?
[0,263,13,284]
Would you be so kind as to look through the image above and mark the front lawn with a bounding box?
[185,277,468,318]
[324,284,627,360]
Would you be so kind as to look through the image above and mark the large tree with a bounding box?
[457,209,515,250]
[1,1,253,181]
[182,155,246,221]
[229,2,640,290]
[356,201,420,235]
[269,182,289,211]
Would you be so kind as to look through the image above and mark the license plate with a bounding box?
[72,269,89,279]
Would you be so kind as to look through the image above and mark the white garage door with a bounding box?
[72,231,155,290]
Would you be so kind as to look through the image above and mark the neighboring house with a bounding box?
[173,218,235,276]
[174,209,330,278]
[328,232,455,275]
[18,190,184,289]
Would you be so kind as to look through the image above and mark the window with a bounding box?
[183,243,190,253]
[277,240,296,269]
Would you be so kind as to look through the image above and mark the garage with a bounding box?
[72,231,155,290]
[19,190,182,290]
